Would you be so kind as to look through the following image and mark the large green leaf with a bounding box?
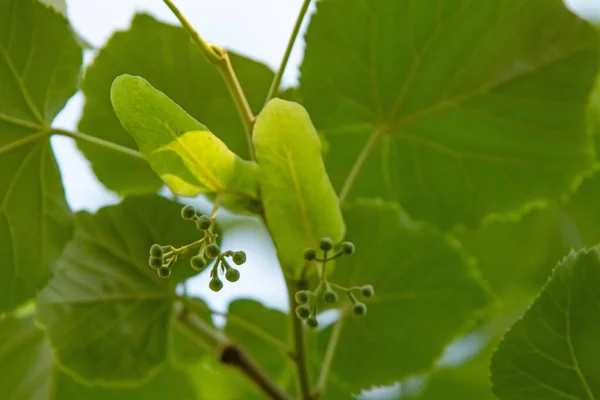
[253,99,345,274]
[0,314,196,399]
[300,0,599,228]
[457,207,566,299]
[491,246,600,400]
[36,196,204,384]
[318,200,489,393]
[111,74,259,205]
[0,0,82,312]
[78,13,273,195]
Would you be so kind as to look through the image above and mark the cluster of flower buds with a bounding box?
[147,204,246,292]
[294,237,374,329]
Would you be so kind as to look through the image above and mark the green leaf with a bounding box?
[225,300,292,387]
[78,13,273,195]
[300,0,599,228]
[457,207,566,298]
[491,246,600,400]
[110,74,259,204]
[0,0,82,312]
[36,195,204,384]
[319,200,489,392]
[0,314,196,399]
[253,99,345,274]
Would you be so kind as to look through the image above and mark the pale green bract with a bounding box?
[110,74,259,202]
[253,99,345,274]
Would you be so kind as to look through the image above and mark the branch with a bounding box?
[162,0,256,160]
[176,307,292,400]
[288,279,312,400]
[264,0,313,104]
[53,129,144,159]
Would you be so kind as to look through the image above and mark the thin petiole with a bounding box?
[53,129,143,159]
[264,0,313,104]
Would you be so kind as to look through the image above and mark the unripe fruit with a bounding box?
[209,278,223,292]
[319,237,333,251]
[342,241,355,255]
[149,256,163,269]
[303,248,316,261]
[306,317,319,329]
[361,285,374,298]
[157,266,171,278]
[323,289,338,304]
[205,243,220,259]
[150,244,163,257]
[352,302,367,316]
[190,256,207,271]
[295,305,311,319]
[232,251,246,265]
[196,215,212,231]
[295,290,311,304]
[225,268,240,282]
[181,205,196,220]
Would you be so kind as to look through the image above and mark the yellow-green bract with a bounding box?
[253,99,345,274]
[110,74,258,201]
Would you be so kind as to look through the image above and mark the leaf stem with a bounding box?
[288,279,312,400]
[338,131,380,205]
[162,0,256,160]
[176,307,292,400]
[264,0,313,105]
[52,129,143,159]
[312,317,344,399]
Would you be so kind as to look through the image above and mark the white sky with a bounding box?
[51,0,600,314]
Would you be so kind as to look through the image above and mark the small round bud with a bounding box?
[295,305,311,320]
[323,289,338,304]
[295,290,311,304]
[196,215,212,231]
[205,243,221,259]
[342,241,355,255]
[190,256,207,271]
[306,317,319,329]
[361,285,374,298]
[209,278,223,292]
[303,248,316,261]
[181,205,196,220]
[225,268,240,282]
[157,266,171,278]
[232,251,246,265]
[319,237,333,251]
[149,244,163,257]
[352,302,367,316]
[149,256,163,269]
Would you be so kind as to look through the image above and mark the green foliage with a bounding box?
[0,0,82,313]
[491,247,600,399]
[0,314,197,399]
[111,75,259,201]
[36,196,201,384]
[318,200,489,391]
[300,0,599,228]
[3,1,600,399]
[253,99,345,274]
[78,13,273,195]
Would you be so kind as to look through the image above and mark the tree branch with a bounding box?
[288,279,313,400]
[176,307,292,400]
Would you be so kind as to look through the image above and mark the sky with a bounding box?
[51,0,600,314]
